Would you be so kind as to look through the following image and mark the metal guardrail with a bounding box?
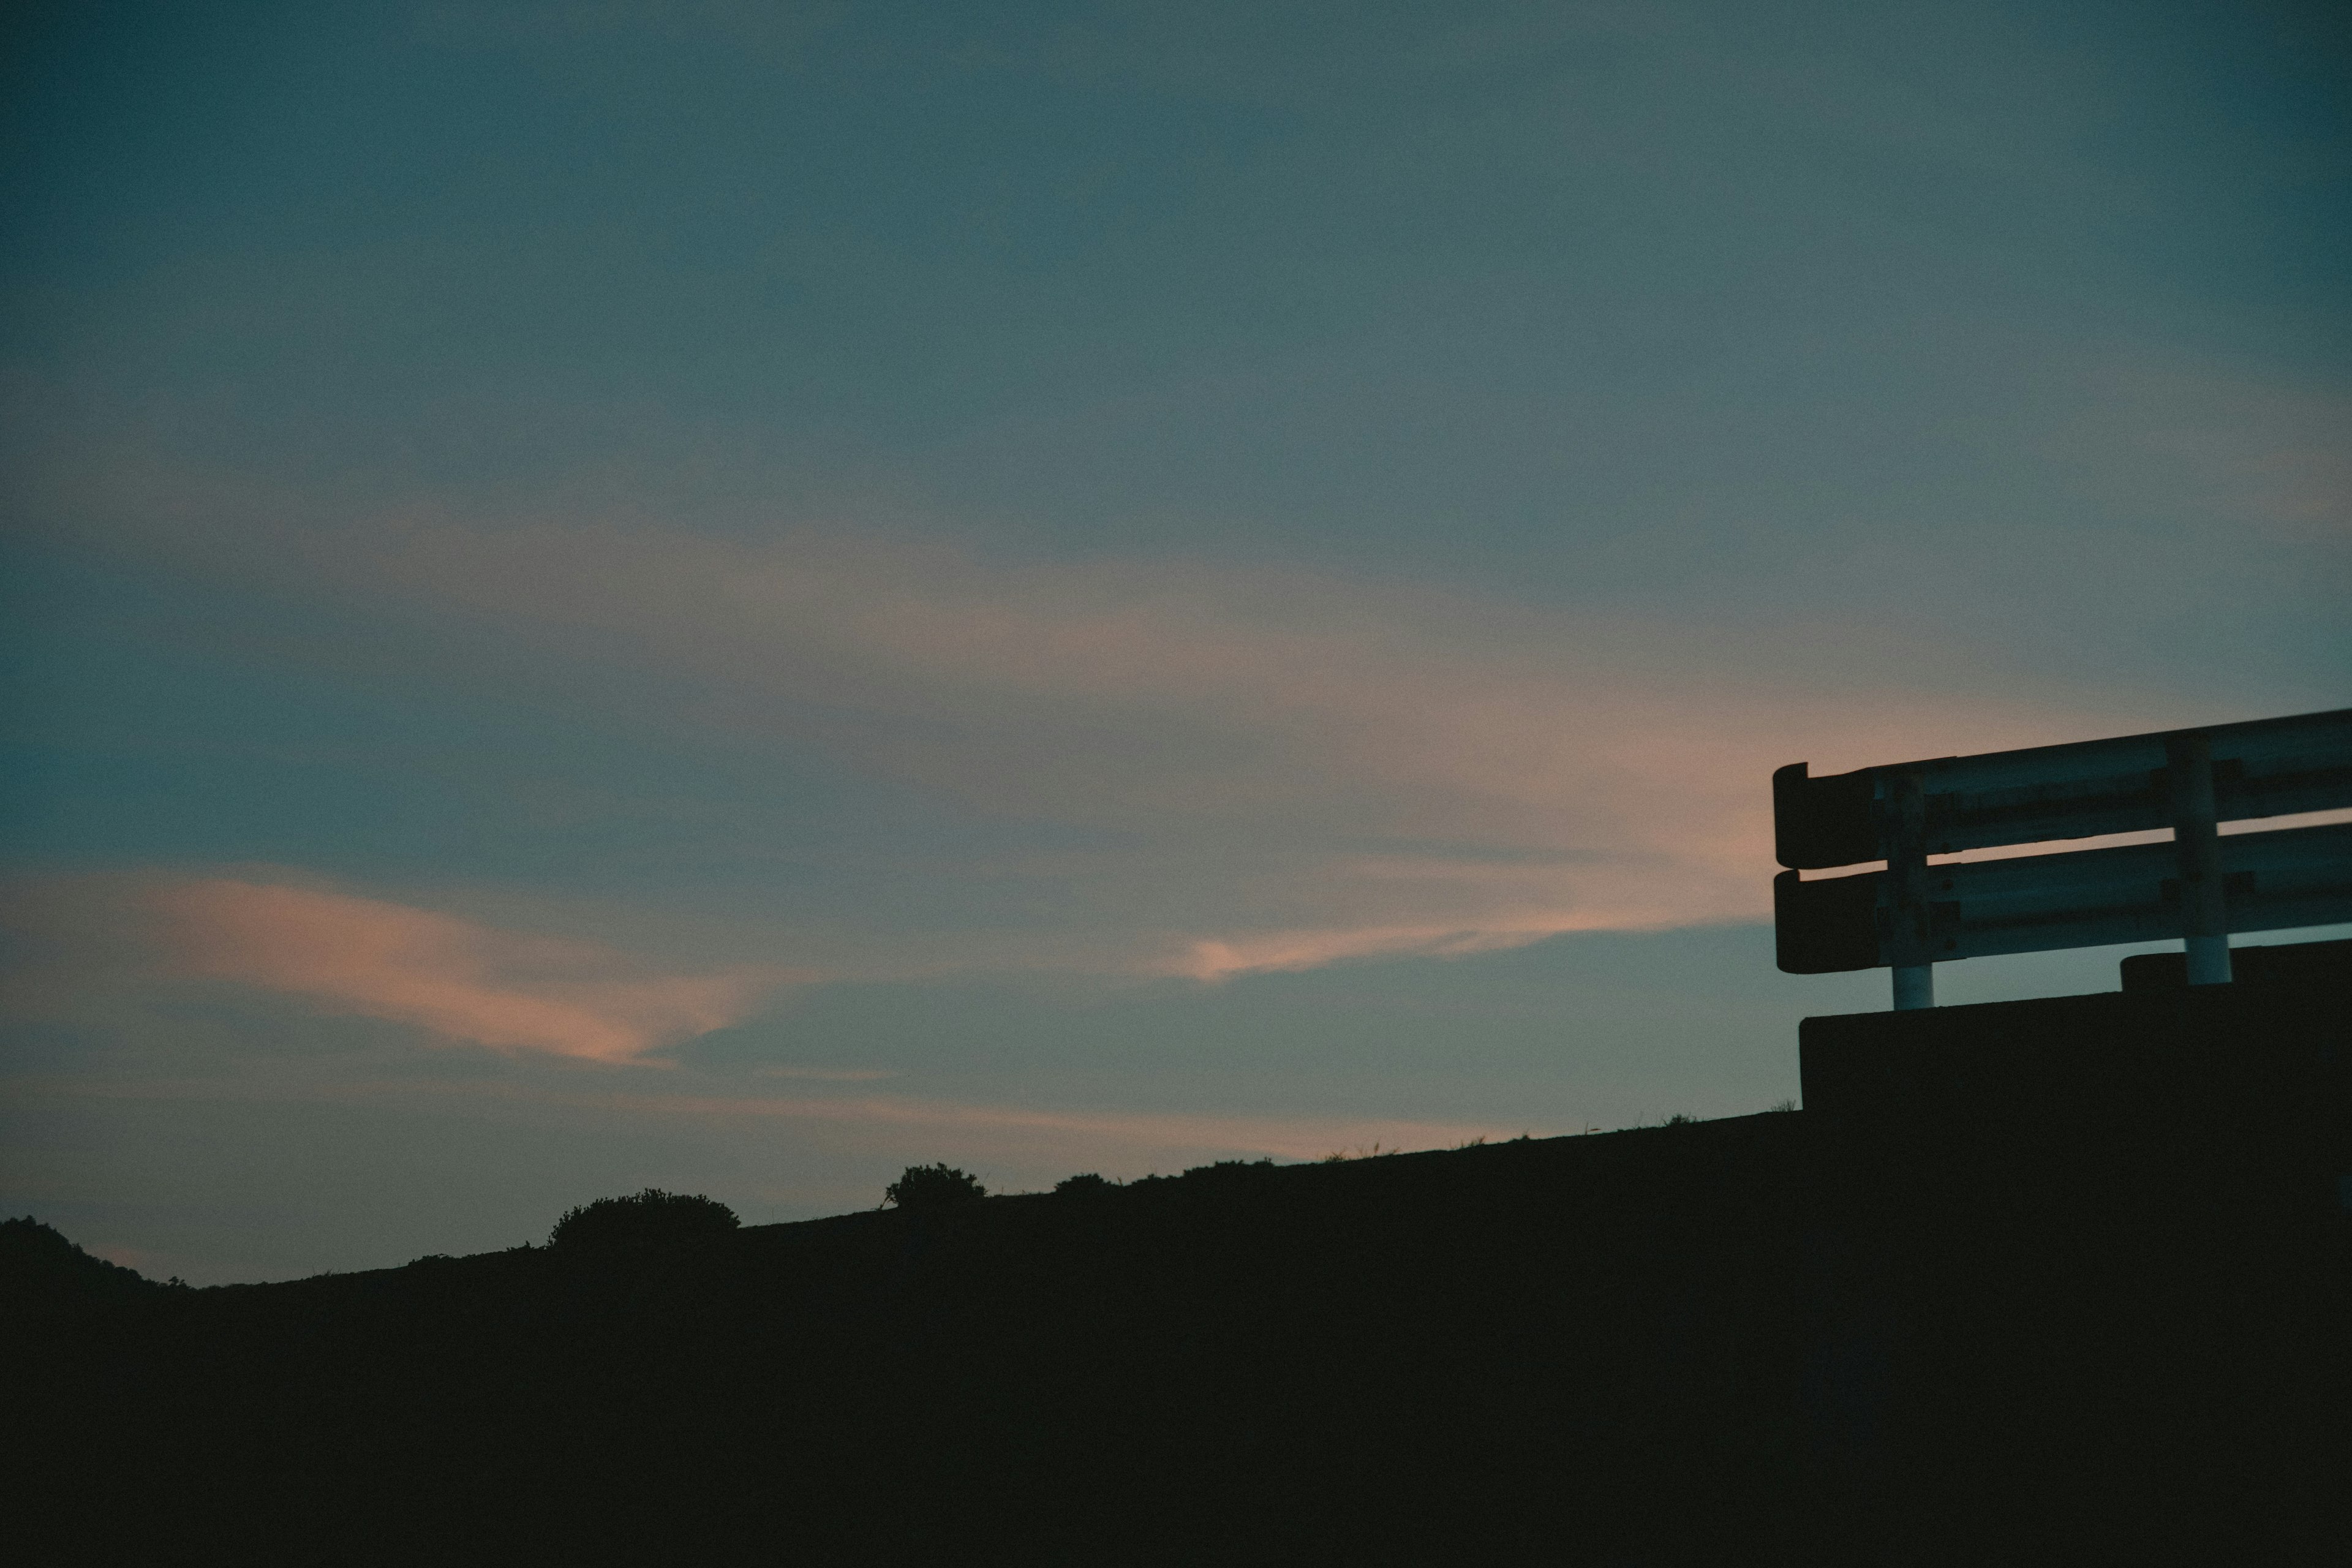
[1773,707,2352,869]
[1771,707,2352,1008]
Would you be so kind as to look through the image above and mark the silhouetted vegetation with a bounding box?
[0,1215,167,1305]
[548,1188,738,1248]
[1053,1172,1114,1194]
[1182,1158,1275,1182]
[883,1163,986,1210]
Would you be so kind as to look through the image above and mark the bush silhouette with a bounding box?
[884,1164,986,1210]
[1054,1172,1113,1195]
[549,1188,739,1248]
[1182,1159,1276,1183]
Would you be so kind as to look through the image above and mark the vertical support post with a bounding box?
[1886,770,1936,1010]
[2166,731,2232,985]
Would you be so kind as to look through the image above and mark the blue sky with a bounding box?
[3,0,2346,1283]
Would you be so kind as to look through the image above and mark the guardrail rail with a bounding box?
[1771,707,2352,1008]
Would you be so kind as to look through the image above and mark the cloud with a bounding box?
[299,520,2166,960]
[141,878,788,1063]
[23,452,2205,978]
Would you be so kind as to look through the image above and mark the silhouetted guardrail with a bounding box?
[1771,707,2352,1007]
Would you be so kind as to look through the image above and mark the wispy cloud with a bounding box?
[141,878,790,1063]
[23,450,2193,978]
[281,519,2150,968]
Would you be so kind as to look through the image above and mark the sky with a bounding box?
[3,0,2347,1284]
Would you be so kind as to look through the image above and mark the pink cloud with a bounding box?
[1174,919,1624,983]
[315,522,2157,943]
[41,475,2213,979]
[143,879,788,1063]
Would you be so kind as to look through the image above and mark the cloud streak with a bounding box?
[24,451,2211,979]
[142,878,788,1063]
[303,519,2174,967]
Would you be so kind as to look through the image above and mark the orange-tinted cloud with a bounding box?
[143,879,788,1063]
[314,521,2166,965]
[48,486,2207,981]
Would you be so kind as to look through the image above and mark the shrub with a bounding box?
[1181,1159,1275,1183]
[1664,1113,1697,1126]
[1318,1142,1401,1163]
[549,1188,740,1249]
[1054,1172,1113,1195]
[884,1164,986,1210]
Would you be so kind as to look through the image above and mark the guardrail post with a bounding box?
[1887,770,1936,1009]
[2166,732,2233,985]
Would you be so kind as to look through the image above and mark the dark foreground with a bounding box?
[9,978,2348,1566]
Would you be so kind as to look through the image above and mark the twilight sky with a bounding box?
[4,0,2347,1283]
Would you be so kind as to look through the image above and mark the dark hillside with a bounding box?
[15,1120,1823,1564]
[0,1215,170,1306]
[9,976,2347,1564]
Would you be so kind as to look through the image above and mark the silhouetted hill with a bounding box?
[8,975,2346,1564]
[0,1215,168,1310]
[11,1120,1823,1564]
